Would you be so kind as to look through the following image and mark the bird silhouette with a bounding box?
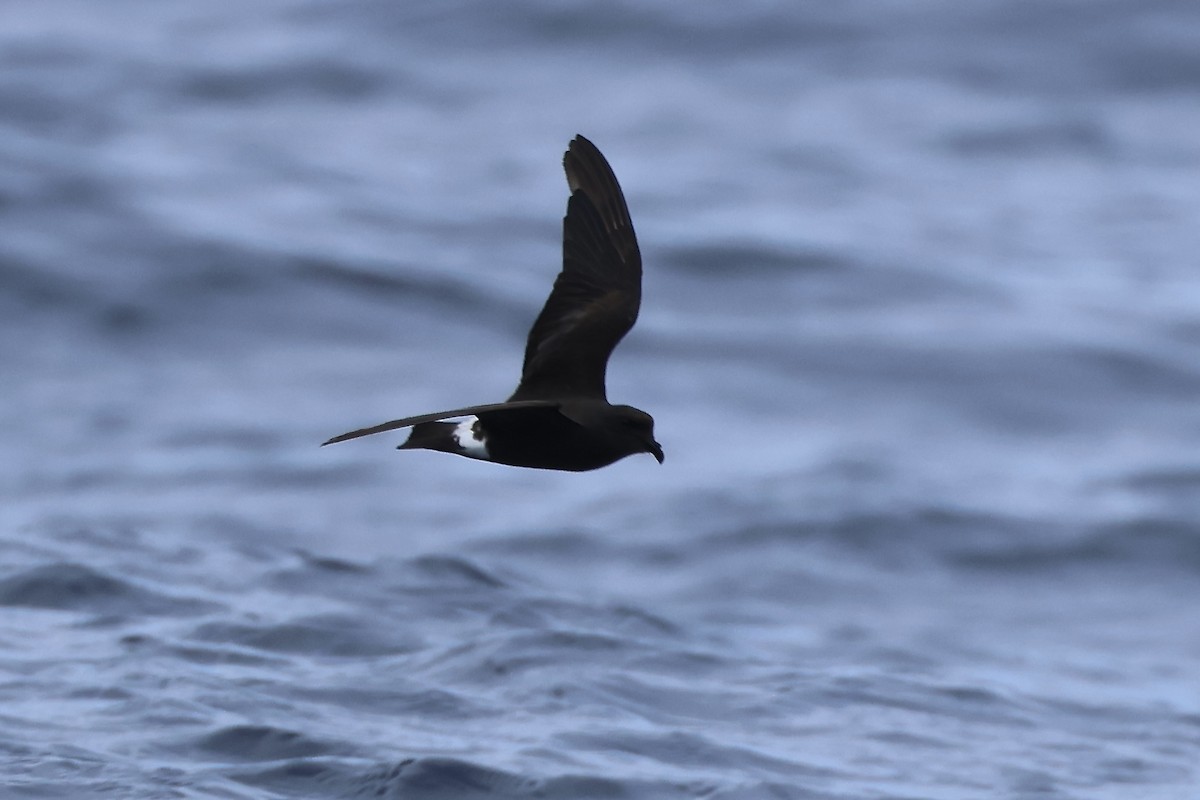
[323,135,662,471]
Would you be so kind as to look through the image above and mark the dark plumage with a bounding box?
[323,135,662,471]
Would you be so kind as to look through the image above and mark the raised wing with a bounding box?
[510,135,642,401]
[322,400,560,445]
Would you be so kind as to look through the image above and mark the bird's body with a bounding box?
[323,136,662,471]
[399,402,654,472]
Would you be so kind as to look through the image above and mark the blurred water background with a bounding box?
[3,1,1200,797]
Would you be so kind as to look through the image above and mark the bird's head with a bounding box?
[613,405,664,464]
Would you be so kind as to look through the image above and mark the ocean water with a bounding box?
[3,1,1200,797]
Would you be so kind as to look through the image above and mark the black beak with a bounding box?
[647,440,664,464]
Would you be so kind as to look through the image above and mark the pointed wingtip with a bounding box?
[564,134,600,178]
[566,134,600,160]
[322,429,369,446]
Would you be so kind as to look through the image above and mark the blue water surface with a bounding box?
[3,1,1200,797]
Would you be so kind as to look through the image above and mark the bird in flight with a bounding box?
[323,135,662,472]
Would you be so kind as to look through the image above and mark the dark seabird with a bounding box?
[322,135,663,471]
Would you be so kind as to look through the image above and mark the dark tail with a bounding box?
[397,421,458,452]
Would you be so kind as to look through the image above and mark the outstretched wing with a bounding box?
[510,135,642,402]
[322,400,560,445]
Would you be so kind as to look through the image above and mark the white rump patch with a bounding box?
[452,416,490,460]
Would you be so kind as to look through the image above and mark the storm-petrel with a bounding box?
[322,135,663,471]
